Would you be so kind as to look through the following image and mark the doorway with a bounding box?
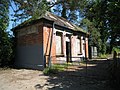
[66,41,71,63]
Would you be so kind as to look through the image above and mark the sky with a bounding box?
[7,0,53,35]
[7,0,82,35]
[7,1,28,35]
[7,1,16,35]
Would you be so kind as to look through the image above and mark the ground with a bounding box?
[0,59,114,90]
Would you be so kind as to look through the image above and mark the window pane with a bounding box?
[56,35,62,54]
[77,39,80,54]
[77,38,82,54]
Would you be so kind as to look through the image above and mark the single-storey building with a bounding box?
[12,12,89,70]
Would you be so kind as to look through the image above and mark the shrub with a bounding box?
[43,67,58,75]
[98,54,108,59]
[112,47,120,54]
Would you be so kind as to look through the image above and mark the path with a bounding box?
[43,59,113,90]
[0,59,113,90]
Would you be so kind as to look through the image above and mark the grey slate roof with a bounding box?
[12,11,87,34]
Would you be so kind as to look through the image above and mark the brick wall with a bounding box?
[14,23,45,70]
[43,26,56,64]
[16,23,89,66]
[16,24,43,46]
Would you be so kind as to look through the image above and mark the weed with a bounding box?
[43,64,68,75]
[98,54,108,59]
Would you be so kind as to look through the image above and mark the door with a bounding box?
[66,41,71,63]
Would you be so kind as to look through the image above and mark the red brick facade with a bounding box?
[16,24,43,46]
[15,22,89,70]
[16,24,89,65]
[42,26,89,64]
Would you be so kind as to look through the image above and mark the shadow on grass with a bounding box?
[36,59,114,90]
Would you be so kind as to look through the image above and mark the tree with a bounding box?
[83,0,110,54]
[10,0,120,55]
[83,0,120,54]
[10,0,49,23]
[80,18,102,52]
[0,0,13,66]
[52,0,87,24]
[107,0,120,52]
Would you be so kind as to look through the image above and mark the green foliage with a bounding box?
[84,0,109,54]
[52,64,68,70]
[98,54,108,59]
[80,18,103,53]
[81,0,120,54]
[11,0,49,22]
[0,0,14,67]
[107,0,120,52]
[52,0,87,24]
[112,47,120,53]
[43,64,67,75]
[10,0,120,55]
[43,67,58,75]
[100,43,107,54]
[0,33,13,66]
[0,0,9,30]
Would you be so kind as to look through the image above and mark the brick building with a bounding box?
[12,12,89,70]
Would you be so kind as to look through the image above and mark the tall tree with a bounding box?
[52,0,87,24]
[83,0,120,54]
[10,0,120,55]
[83,0,109,54]
[107,0,120,52]
[80,18,102,52]
[10,0,49,24]
[0,0,13,66]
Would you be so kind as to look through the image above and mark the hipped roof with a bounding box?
[12,11,88,34]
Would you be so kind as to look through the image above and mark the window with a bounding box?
[77,38,82,54]
[56,32,63,55]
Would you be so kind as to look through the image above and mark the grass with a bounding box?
[112,47,120,54]
[43,64,68,75]
[98,54,109,59]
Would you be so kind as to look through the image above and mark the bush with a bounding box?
[0,35,14,67]
[43,67,58,75]
[112,47,120,54]
[98,54,108,59]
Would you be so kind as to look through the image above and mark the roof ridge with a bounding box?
[45,12,86,32]
[12,11,88,34]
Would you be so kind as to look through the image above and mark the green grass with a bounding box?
[112,47,120,54]
[98,54,108,59]
[43,64,68,75]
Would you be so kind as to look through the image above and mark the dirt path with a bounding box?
[0,69,49,90]
[0,59,113,90]
[43,59,113,90]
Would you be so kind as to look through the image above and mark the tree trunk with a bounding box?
[110,36,115,54]
[61,3,67,19]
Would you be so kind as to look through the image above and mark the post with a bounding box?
[113,51,117,67]
[84,38,88,76]
[48,22,54,68]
